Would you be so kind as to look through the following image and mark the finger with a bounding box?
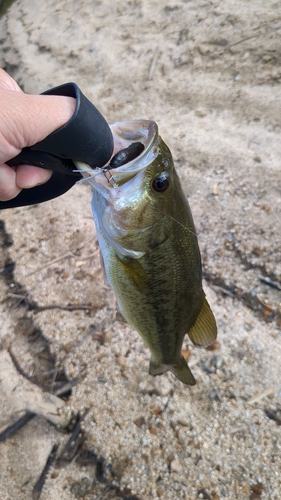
[0,164,21,201]
[16,164,53,189]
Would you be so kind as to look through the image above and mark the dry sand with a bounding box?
[0,1,281,499]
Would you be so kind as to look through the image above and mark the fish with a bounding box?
[82,120,217,385]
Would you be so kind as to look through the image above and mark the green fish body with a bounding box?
[86,120,217,385]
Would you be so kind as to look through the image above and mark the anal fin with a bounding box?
[188,295,217,347]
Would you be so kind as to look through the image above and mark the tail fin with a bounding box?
[149,357,196,386]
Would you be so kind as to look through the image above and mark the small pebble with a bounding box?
[154,378,173,397]
[134,417,145,428]
[208,388,222,401]
[206,340,220,351]
[157,486,164,497]
[170,458,182,473]
[253,156,262,163]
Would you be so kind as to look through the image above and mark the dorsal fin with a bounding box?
[188,295,217,347]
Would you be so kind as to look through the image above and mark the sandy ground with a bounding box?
[1,1,281,499]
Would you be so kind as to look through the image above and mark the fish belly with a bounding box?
[97,222,203,367]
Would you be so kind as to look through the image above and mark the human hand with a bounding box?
[0,69,76,201]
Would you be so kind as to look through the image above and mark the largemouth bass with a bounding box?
[82,120,217,385]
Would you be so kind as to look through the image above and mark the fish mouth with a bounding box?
[79,120,159,194]
[108,120,158,170]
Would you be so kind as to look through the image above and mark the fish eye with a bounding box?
[152,173,170,192]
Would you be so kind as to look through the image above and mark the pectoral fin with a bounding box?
[149,357,196,386]
[117,254,149,293]
[188,295,217,347]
